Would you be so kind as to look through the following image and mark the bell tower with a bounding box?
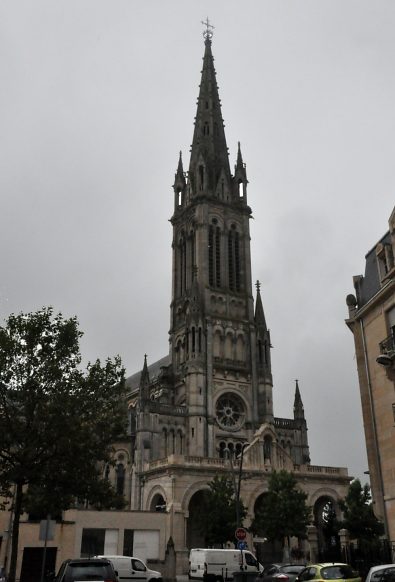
[169,23,273,459]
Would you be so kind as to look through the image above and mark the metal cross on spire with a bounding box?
[255,280,261,292]
[201,17,214,41]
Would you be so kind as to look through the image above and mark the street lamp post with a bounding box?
[225,443,249,529]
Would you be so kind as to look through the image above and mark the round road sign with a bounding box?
[235,527,247,541]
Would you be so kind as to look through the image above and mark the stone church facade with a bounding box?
[115,30,352,570]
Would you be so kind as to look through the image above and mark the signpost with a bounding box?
[235,527,247,569]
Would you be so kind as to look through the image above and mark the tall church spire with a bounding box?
[188,30,231,196]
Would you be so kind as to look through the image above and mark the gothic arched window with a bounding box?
[263,436,272,462]
[228,225,241,292]
[198,165,204,191]
[190,230,196,282]
[178,235,187,296]
[209,221,221,288]
[115,463,125,495]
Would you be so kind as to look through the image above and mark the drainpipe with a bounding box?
[360,319,390,539]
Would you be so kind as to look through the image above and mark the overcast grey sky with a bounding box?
[2,0,395,483]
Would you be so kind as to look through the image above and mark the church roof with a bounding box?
[125,354,170,393]
[354,230,391,307]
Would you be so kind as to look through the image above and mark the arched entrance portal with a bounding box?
[252,493,282,563]
[314,496,340,561]
[187,490,207,549]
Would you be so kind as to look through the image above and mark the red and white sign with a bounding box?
[235,527,247,541]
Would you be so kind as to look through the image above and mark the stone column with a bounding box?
[307,525,318,563]
[338,528,350,564]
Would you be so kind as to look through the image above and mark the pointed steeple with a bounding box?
[173,151,186,211]
[255,281,272,380]
[188,32,231,196]
[139,354,150,401]
[255,280,267,329]
[293,379,305,420]
[236,141,244,170]
[175,151,185,185]
[234,141,248,201]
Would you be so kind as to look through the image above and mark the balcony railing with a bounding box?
[379,333,395,355]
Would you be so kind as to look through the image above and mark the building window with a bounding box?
[198,165,204,190]
[264,436,272,461]
[228,226,241,292]
[376,242,394,281]
[123,529,134,556]
[116,463,125,495]
[190,231,196,282]
[81,529,105,558]
[209,223,221,288]
[215,393,245,431]
[178,236,187,296]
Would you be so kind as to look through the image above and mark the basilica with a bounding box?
[120,27,351,568]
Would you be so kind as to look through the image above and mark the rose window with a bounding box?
[216,393,245,430]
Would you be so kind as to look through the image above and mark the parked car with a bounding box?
[189,548,263,580]
[54,558,118,582]
[94,555,162,582]
[365,566,395,582]
[257,564,306,582]
[296,563,361,582]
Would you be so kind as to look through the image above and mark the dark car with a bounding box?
[257,564,307,582]
[54,558,118,582]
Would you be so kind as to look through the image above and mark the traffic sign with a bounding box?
[235,527,247,541]
[237,541,247,550]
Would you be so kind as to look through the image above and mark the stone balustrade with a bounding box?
[147,454,348,476]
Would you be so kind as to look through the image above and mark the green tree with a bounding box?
[339,479,384,542]
[0,308,126,582]
[251,470,311,548]
[197,475,247,546]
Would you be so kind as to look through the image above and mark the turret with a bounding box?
[234,141,248,203]
[255,281,272,378]
[139,354,150,402]
[293,379,305,421]
[173,151,186,212]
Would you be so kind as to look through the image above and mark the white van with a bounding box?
[94,555,162,582]
[189,548,262,581]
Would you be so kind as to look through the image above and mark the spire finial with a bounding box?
[201,17,214,42]
[256,280,261,293]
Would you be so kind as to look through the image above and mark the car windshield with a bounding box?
[321,566,358,580]
[281,566,306,575]
[65,561,114,581]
